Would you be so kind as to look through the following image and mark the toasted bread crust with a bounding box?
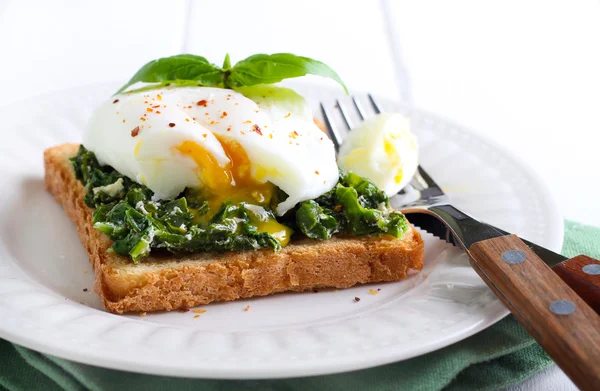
[44,144,424,314]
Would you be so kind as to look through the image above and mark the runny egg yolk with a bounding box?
[176,136,292,246]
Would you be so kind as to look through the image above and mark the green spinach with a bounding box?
[71,147,408,262]
[71,146,282,263]
[295,171,409,240]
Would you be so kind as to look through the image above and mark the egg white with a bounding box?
[83,85,338,215]
[337,113,418,197]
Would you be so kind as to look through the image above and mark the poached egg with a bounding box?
[83,85,339,221]
[337,113,418,197]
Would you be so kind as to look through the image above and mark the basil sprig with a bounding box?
[116,53,347,95]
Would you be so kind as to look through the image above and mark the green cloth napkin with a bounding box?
[1,220,598,391]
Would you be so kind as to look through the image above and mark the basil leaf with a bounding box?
[123,80,206,95]
[116,54,224,94]
[222,53,232,70]
[227,53,348,94]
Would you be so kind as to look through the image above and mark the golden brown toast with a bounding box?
[44,143,424,314]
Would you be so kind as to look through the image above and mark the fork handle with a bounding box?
[469,235,600,391]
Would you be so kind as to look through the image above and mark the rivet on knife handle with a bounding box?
[553,255,600,314]
[469,234,600,391]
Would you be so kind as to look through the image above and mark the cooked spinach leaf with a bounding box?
[71,146,282,262]
[295,171,409,239]
[71,146,409,263]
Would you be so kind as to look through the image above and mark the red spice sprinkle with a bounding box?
[289,131,299,139]
[284,112,291,118]
[152,105,160,108]
[179,308,190,313]
[156,111,161,114]
[253,124,263,135]
[320,137,324,141]
[168,123,176,127]
[227,126,232,131]
[210,121,216,125]
[315,171,320,175]
[333,204,342,211]
[205,113,209,116]
[140,117,146,121]
[197,100,207,107]
[377,288,381,291]
[83,288,88,292]
[354,297,361,302]
[193,315,200,319]
[187,105,192,109]
[221,111,228,118]
[122,119,126,123]
[146,108,153,112]
[112,99,119,104]
[131,126,140,137]
[244,306,250,311]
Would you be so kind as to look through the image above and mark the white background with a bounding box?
[1,0,597,389]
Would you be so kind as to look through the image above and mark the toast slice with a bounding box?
[44,143,424,314]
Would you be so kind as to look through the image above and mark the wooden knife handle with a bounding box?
[553,255,600,313]
[469,235,600,391]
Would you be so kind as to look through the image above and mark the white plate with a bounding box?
[0,82,563,379]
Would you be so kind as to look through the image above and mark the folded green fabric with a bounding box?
[1,220,598,391]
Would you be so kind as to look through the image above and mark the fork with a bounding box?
[320,95,600,390]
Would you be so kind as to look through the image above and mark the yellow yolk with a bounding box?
[176,137,292,246]
[251,215,293,247]
[384,136,404,184]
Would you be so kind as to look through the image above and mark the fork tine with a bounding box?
[352,96,367,120]
[336,100,353,130]
[320,103,342,150]
[368,94,384,114]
